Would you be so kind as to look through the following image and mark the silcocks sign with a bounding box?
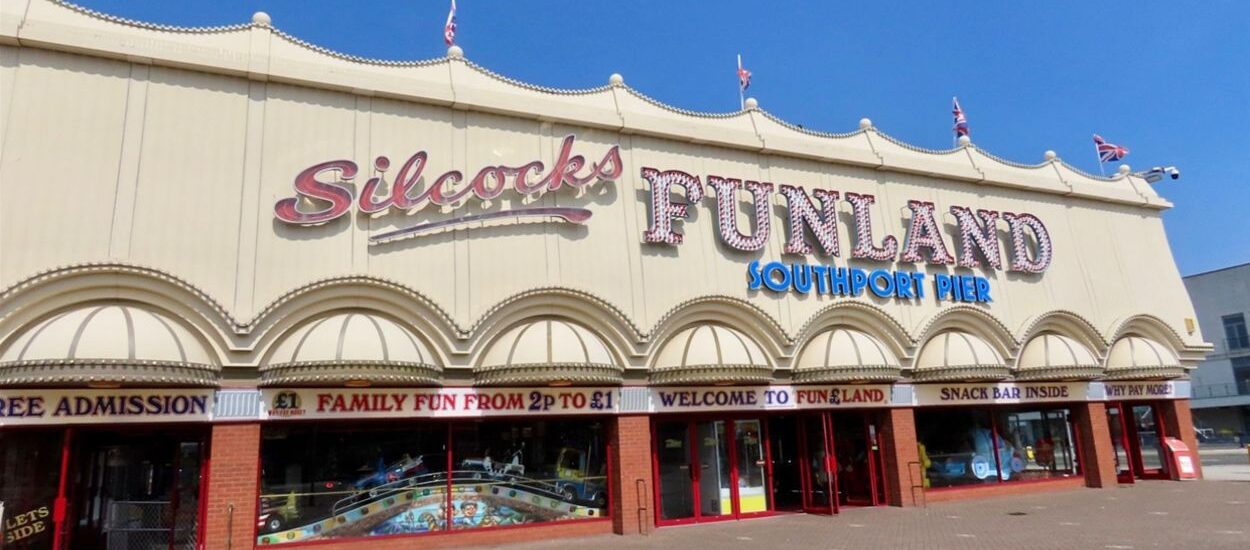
[273,135,623,244]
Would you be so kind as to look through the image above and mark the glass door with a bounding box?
[1129,403,1169,479]
[832,414,880,506]
[653,418,773,526]
[733,420,768,515]
[1106,403,1135,483]
[655,421,695,522]
[799,414,835,514]
[694,421,730,519]
[765,416,803,511]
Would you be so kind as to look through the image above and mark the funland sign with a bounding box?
[274,137,1054,302]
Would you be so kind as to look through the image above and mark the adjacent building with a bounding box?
[1185,262,1250,441]
[0,2,1214,550]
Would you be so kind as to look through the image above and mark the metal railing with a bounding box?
[1223,337,1250,353]
[1191,380,1250,399]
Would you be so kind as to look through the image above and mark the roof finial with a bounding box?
[251,12,271,26]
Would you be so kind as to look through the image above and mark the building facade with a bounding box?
[0,2,1213,550]
[1185,262,1250,441]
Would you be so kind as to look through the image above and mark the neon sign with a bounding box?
[274,135,623,243]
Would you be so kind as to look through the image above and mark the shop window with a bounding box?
[916,407,1079,490]
[915,409,1000,488]
[992,409,1079,481]
[0,430,63,550]
[257,419,608,545]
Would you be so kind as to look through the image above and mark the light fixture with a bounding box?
[344,378,371,388]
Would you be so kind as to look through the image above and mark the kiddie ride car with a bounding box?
[353,454,429,490]
[553,445,607,507]
[929,429,1026,482]
[461,446,526,479]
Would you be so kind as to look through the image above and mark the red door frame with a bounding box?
[834,414,884,508]
[1125,401,1170,480]
[651,416,778,526]
[45,424,211,550]
[1107,402,1136,483]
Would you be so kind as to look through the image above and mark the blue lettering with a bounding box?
[812,265,830,294]
[830,267,850,295]
[869,269,895,298]
[894,271,914,298]
[791,264,813,293]
[747,260,762,290]
[975,277,992,303]
[763,262,790,292]
[911,272,926,298]
[850,269,868,296]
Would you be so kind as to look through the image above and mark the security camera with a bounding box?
[1137,166,1180,183]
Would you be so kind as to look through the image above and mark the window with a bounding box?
[257,419,608,545]
[916,407,1079,489]
[1225,314,1250,351]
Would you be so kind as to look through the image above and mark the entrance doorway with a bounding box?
[1106,402,1170,483]
[0,426,209,550]
[655,412,883,526]
[653,418,768,524]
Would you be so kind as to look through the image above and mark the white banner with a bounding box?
[260,387,619,420]
[911,382,1089,406]
[648,385,893,414]
[0,389,214,426]
[1100,380,1184,401]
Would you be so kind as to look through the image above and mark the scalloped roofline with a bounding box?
[1,0,1172,211]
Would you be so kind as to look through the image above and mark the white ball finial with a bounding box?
[1118,164,1131,175]
[447,45,464,59]
[251,11,271,26]
[1043,150,1057,161]
[859,118,872,129]
[957,135,971,146]
[743,97,759,110]
[608,73,624,86]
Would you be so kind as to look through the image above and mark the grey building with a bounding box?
[1185,262,1250,441]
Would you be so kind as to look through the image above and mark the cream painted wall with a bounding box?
[0,2,1209,372]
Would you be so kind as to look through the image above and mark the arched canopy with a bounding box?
[912,330,1009,382]
[794,327,901,384]
[476,318,622,386]
[262,311,441,387]
[651,324,771,385]
[1015,333,1103,381]
[1104,336,1185,380]
[0,303,219,387]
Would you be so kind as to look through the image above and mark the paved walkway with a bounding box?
[491,481,1249,550]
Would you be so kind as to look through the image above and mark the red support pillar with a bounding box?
[204,422,261,550]
[610,415,654,535]
[879,407,921,507]
[1160,399,1204,480]
[1071,401,1118,488]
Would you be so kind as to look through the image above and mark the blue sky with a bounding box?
[76,0,1249,276]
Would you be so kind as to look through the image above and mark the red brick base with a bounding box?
[266,520,612,550]
[1072,401,1119,488]
[204,422,261,550]
[610,415,655,535]
[923,477,1087,503]
[879,408,922,507]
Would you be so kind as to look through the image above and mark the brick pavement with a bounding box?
[485,481,1250,550]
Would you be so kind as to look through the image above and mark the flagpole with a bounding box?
[737,54,745,110]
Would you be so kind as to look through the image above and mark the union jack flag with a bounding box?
[737,55,751,91]
[444,0,457,47]
[1093,134,1129,163]
[952,97,969,137]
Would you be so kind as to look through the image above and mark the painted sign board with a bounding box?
[647,385,893,414]
[0,389,214,426]
[260,387,619,420]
